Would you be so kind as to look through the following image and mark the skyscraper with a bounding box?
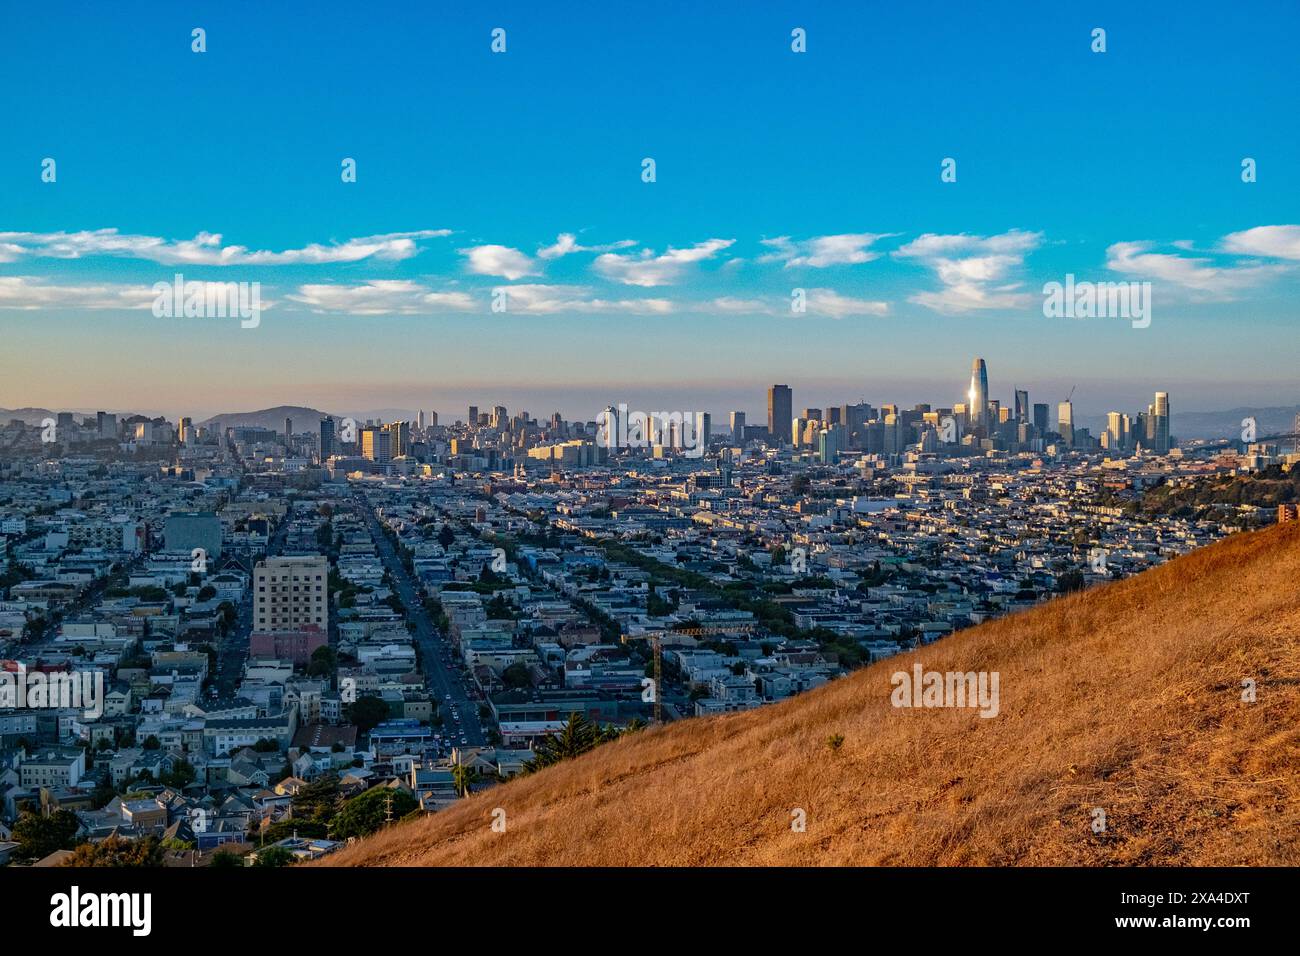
[1058,401,1074,446]
[968,359,989,435]
[768,385,792,444]
[1032,403,1049,434]
[1014,389,1029,423]
[360,426,392,462]
[1153,391,1170,453]
[730,411,746,441]
[467,405,478,427]
[97,411,117,440]
[320,417,335,459]
[1106,412,1128,451]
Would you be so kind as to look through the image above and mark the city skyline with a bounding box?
[2,1,1298,413]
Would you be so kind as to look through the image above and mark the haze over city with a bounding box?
[1,0,1297,931]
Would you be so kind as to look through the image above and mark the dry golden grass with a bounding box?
[319,522,1300,866]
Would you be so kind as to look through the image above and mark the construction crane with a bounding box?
[620,623,758,725]
[1065,385,1076,404]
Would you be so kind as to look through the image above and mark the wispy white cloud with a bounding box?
[497,284,671,314]
[593,238,734,287]
[894,229,1042,313]
[536,233,637,260]
[802,288,889,318]
[0,276,281,312]
[288,281,475,315]
[0,276,159,310]
[1105,240,1288,298]
[1220,225,1300,261]
[0,228,450,266]
[458,244,538,280]
[759,233,891,268]
[702,290,888,318]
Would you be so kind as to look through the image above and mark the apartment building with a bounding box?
[253,555,328,633]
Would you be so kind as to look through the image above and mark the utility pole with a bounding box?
[653,635,662,725]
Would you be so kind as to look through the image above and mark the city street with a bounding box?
[354,489,486,746]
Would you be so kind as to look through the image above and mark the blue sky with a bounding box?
[1,0,1298,421]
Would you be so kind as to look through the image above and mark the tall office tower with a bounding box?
[1058,401,1075,446]
[818,425,844,464]
[968,358,990,434]
[429,411,438,428]
[491,405,509,428]
[730,411,746,441]
[360,426,392,462]
[841,403,870,447]
[320,417,335,459]
[177,416,193,445]
[1106,412,1128,451]
[253,555,328,633]
[999,406,1013,424]
[467,406,479,427]
[883,413,902,457]
[768,385,792,443]
[1033,403,1049,435]
[417,410,425,431]
[386,420,410,457]
[802,408,823,423]
[1134,412,1149,450]
[97,411,118,440]
[1014,389,1029,423]
[700,412,711,448]
[284,417,293,451]
[1153,391,1170,453]
[792,417,807,447]
[826,407,841,425]
[599,405,619,447]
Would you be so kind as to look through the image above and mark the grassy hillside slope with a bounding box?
[321,523,1300,866]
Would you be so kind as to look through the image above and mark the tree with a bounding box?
[261,819,328,843]
[12,809,82,861]
[451,763,482,798]
[501,661,532,690]
[254,845,294,867]
[61,835,163,867]
[307,645,337,678]
[523,712,603,773]
[160,758,196,789]
[347,695,391,733]
[330,787,419,839]
[209,848,243,868]
[291,772,342,826]
[437,525,456,549]
[1056,569,1086,594]
[142,735,161,750]
[197,585,217,602]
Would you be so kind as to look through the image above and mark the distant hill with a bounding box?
[320,522,1300,866]
[197,406,336,432]
[1167,405,1300,441]
[0,407,58,425]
